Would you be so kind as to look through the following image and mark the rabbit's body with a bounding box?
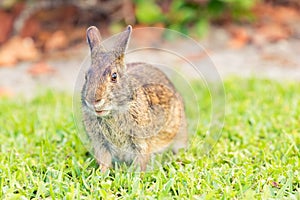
[81,26,187,171]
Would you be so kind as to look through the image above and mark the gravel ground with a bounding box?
[0,27,299,98]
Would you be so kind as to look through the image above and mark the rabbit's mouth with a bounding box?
[84,99,111,116]
[95,110,110,116]
[93,99,111,116]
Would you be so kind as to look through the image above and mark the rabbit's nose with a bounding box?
[94,99,105,111]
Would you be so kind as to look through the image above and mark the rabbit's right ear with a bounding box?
[114,25,132,54]
[86,26,105,52]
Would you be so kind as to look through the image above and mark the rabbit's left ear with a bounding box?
[86,26,105,52]
[114,25,132,55]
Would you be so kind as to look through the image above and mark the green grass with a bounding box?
[0,78,300,199]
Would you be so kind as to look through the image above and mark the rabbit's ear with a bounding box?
[86,26,105,52]
[114,25,132,54]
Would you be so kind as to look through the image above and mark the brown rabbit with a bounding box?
[81,25,188,171]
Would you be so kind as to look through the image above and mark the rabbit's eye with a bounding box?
[111,72,117,82]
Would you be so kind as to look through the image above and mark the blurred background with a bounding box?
[0,0,299,98]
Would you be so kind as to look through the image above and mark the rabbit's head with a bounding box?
[82,26,132,117]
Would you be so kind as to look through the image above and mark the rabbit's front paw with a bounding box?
[135,154,150,171]
[94,148,112,172]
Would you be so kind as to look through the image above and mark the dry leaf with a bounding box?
[0,47,17,66]
[252,3,300,44]
[27,62,56,76]
[0,87,13,98]
[183,51,210,61]
[130,24,164,46]
[0,36,40,66]
[274,6,300,25]
[256,23,290,43]
[45,30,68,52]
[0,10,14,43]
[270,181,280,189]
[20,17,41,38]
[18,37,41,61]
[228,26,250,49]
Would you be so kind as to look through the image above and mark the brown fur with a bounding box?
[81,26,188,171]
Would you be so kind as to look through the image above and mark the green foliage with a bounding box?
[0,0,18,9]
[134,0,257,37]
[0,78,300,198]
[135,0,165,24]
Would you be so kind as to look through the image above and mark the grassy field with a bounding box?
[0,78,299,199]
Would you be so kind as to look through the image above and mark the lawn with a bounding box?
[0,78,299,199]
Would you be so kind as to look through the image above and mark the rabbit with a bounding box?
[81,25,188,171]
